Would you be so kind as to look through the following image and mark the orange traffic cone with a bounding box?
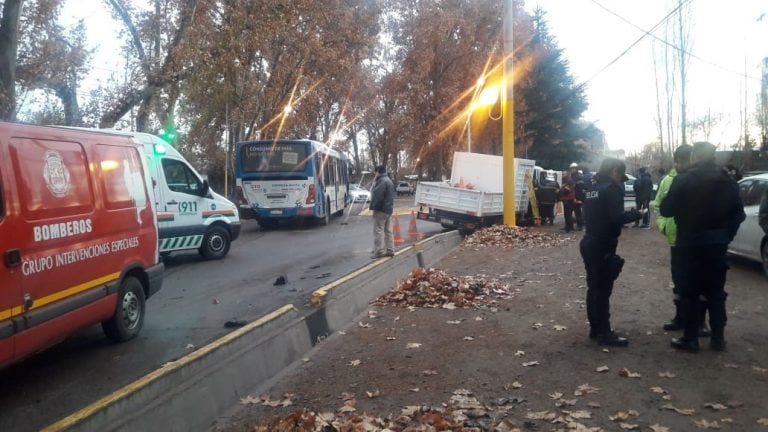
[408,210,420,241]
[392,214,405,246]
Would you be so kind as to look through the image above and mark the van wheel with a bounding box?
[103,276,145,342]
[199,226,231,259]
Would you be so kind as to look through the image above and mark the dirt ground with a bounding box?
[215,224,768,432]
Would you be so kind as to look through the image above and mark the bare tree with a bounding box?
[0,0,23,120]
[676,0,691,146]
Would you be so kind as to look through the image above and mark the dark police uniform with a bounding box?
[659,160,744,351]
[580,179,641,345]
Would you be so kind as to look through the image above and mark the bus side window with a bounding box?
[323,158,331,186]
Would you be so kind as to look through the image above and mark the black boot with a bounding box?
[710,327,726,351]
[663,300,683,331]
[597,331,628,347]
[670,337,699,353]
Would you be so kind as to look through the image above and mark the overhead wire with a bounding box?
[588,0,761,82]
[577,0,695,89]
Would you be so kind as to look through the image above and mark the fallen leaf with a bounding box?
[385,336,396,341]
[720,418,733,423]
[602,348,610,353]
[348,359,361,367]
[587,402,601,408]
[394,316,400,321]
[574,383,599,396]
[555,398,577,407]
[338,331,346,335]
[365,390,380,398]
[401,406,420,416]
[649,424,670,432]
[532,322,543,329]
[658,371,676,378]
[337,399,357,413]
[421,370,438,375]
[758,418,768,426]
[549,392,564,399]
[619,423,639,430]
[522,361,539,367]
[240,395,260,405]
[514,350,525,356]
[651,386,667,394]
[553,325,567,331]
[596,365,610,373]
[610,410,639,421]
[752,366,768,373]
[511,381,523,389]
[463,336,475,341]
[565,410,592,419]
[723,363,739,369]
[367,310,378,319]
[662,403,695,416]
[406,342,422,349]
[526,411,556,420]
[618,367,642,378]
[185,343,195,350]
[358,322,371,328]
[409,387,420,392]
[704,402,728,411]
[446,320,462,325]
[694,419,722,429]
[474,316,483,321]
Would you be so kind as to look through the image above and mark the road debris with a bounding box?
[463,225,570,248]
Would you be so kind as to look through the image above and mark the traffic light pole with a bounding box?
[503,0,516,226]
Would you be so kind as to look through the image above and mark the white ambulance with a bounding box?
[57,128,241,260]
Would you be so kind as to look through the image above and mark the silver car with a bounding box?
[349,184,371,203]
[728,173,768,276]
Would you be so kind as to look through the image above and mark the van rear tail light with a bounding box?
[306,184,316,204]
[235,186,247,205]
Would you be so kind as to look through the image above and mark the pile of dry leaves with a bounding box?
[373,268,511,309]
[463,225,568,249]
[249,390,520,432]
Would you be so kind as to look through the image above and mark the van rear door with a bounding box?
[0,159,20,365]
[157,156,208,251]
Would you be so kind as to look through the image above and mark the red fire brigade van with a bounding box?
[0,122,163,367]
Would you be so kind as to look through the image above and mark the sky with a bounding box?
[525,0,768,153]
[61,1,768,154]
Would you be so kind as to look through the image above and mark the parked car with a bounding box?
[728,173,768,276]
[396,181,414,196]
[350,184,371,203]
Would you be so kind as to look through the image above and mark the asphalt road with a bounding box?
[0,197,441,432]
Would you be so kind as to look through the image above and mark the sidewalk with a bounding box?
[215,226,768,431]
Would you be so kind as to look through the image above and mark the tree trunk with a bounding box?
[55,83,82,126]
[677,0,688,146]
[0,0,23,121]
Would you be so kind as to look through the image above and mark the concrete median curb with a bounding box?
[44,230,462,432]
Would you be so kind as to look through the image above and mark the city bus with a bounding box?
[234,139,351,228]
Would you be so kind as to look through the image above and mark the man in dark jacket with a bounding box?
[580,158,642,346]
[660,142,745,352]
[633,167,653,228]
[536,171,559,225]
[370,165,396,258]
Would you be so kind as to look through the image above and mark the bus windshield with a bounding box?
[240,142,309,173]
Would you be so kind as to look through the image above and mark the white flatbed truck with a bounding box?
[415,152,536,233]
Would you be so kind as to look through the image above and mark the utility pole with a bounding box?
[503,0,516,226]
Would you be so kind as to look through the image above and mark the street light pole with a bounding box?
[502,0,516,226]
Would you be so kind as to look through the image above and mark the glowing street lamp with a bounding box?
[466,83,500,152]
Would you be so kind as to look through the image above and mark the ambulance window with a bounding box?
[96,145,148,210]
[161,159,202,196]
[10,138,94,220]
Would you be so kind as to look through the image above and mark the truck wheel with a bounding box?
[102,276,145,342]
[199,225,231,259]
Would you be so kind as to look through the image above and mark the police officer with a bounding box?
[659,142,744,352]
[580,158,642,346]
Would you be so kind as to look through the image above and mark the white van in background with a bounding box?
[54,128,241,260]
